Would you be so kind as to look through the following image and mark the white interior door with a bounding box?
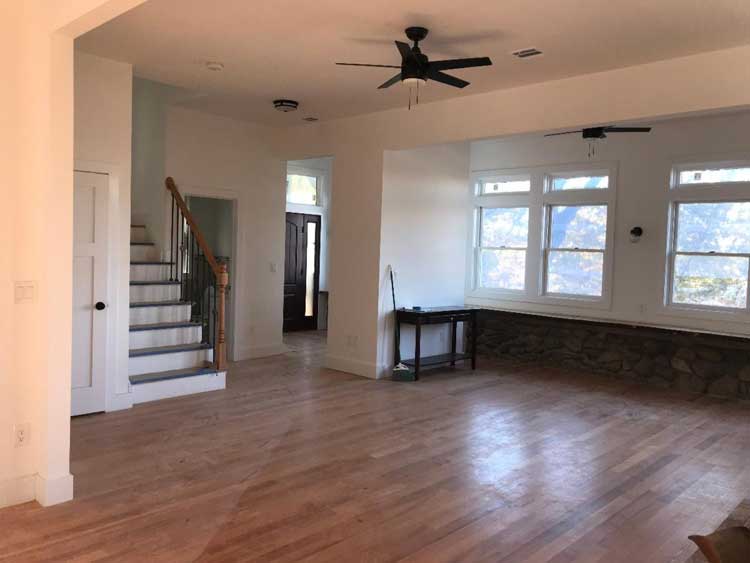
[72,171,109,416]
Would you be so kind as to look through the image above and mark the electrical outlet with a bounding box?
[13,423,30,448]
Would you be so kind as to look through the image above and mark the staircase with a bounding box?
[127,180,228,404]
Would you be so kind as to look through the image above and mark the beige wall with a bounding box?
[0,0,145,509]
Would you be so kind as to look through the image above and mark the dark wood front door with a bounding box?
[283,213,321,332]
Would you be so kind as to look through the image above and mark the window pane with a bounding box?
[550,205,607,250]
[547,251,603,296]
[673,254,748,308]
[481,177,530,194]
[481,208,529,248]
[287,174,318,205]
[480,249,526,290]
[305,222,317,317]
[679,167,750,185]
[551,174,608,191]
[676,202,750,254]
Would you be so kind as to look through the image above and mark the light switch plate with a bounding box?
[14,281,37,304]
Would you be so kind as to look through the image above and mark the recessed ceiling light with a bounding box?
[204,61,224,71]
[303,117,319,122]
[273,99,299,112]
[512,48,543,59]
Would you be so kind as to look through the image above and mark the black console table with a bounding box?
[394,306,479,380]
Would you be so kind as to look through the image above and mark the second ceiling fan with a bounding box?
[336,27,493,90]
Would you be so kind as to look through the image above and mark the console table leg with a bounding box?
[414,320,421,379]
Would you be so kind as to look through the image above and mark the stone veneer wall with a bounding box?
[476,309,750,400]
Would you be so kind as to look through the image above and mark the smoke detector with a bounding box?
[512,48,543,59]
[273,99,299,112]
[204,61,224,71]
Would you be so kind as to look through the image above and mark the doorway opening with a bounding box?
[284,158,332,334]
[185,194,237,360]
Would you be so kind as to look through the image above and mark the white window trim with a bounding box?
[662,156,750,320]
[467,162,617,311]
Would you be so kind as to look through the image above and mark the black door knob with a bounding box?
[95,302,106,311]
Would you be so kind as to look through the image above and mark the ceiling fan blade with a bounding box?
[544,130,583,137]
[335,63,401,68]
[378,73,403,89]
[395,41,413,60]
[427,70,469,88]
[429,57,492,71]
[605,126,652,133]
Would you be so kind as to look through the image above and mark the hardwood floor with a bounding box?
[2,330,750,562]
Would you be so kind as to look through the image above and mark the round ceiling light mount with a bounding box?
[273,99,299,112]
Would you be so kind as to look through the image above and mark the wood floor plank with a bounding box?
[2,330,749,562]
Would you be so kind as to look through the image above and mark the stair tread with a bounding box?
[129,342,210,357]
[130,280,181,286]
[131,224,147,228]
[129,364,215,385]
[130,261,174,265]
[130,321,201,332]
[130,300,191,308]
[130,241,155,246]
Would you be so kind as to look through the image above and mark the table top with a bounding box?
[397,306,480,315]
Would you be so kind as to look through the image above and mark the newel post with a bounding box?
[215,264,229,371]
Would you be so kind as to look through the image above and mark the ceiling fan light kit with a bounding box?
[545,125,653,158]
[336,26,493,109]
[273,99,299,112]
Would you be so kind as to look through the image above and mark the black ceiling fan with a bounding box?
[545,125,652,139]
[336,27,492,89]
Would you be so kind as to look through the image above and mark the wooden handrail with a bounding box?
[165,177,220,275]
[165,176,228,371]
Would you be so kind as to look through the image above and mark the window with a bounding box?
[667,164,750,311]
[477,207,528,290]
[479,174,531,195]
[676,165,750,186]
[550,172,609,191]
[286,174,319,205]
[470,163,616,305]
[545,205,607,296]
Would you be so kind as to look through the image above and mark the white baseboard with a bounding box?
[132,371,226,404]
[106,391,133,412]
[236,343,288,361]
[0,475,36,508]
[35,473,74,507]
[325,355,379,379]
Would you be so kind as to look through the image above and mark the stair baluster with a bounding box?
[165,177,227,371]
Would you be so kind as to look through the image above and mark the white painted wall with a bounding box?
[187,196,234,258]
[1,0,146,509]
[377,144,471,376]
[164,106,287,360]
[74,51,133,409]
[468,110,750,337]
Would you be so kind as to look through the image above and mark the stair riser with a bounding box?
[129,326,202,350]
[132,371,225,404]
[130,245,160,262]
[128,349,210,376]
[130,284,181,303]
[129,304,191,325]
[130,264,172,282]
[130,226,148,243]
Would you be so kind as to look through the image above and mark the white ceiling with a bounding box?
[76,0,750,126]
